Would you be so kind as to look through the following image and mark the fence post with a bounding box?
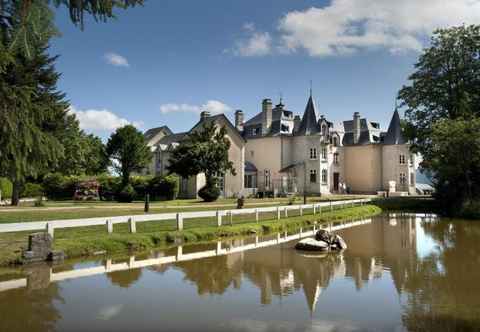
[277,207,281,220]
[128,217,136,234]
[106,219,113,234]
[216,241,222,254]
[176,213,183,231]
[229,211,233,225]
[284,207,288,218]
[177,245,183,259]
[216,211,222,227]
[255,236,259,246]
[46,222,54,238]
[313,204,316,215]
[313,222,317,233]
[299,227,302,238]
[105,259,112,272]
[300,205,303,216]
[277,233,281,243]
[255,209,259,222]
[330,201,333,212]
[129,256,135,267]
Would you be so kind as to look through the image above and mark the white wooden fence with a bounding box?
[0,198,372,238]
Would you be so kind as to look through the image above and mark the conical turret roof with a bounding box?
[383,109,406,145]
[296,96,320,136]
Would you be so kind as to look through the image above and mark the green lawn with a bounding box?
[0,195,370,223]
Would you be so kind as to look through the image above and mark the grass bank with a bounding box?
[372,197,438,213]
[0,204,381,266]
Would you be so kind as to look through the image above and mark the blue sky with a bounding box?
[49,0,480,138]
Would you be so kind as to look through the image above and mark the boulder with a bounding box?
[315,229,331,243]
[295,238,329,251]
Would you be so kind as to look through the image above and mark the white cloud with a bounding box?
[68,106,143,133]
[232,23,272,57]
[234,0,480,57]
[104,52,130,67]
[160,100,232,115]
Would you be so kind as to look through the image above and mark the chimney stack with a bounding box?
[200,111,211,121]
[353,112,361,144]
[262,98,273,135]
[235,110,244,131]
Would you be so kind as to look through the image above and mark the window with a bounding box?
[334,153,339,165]
[244,174,257,188]
[310,170,317,183]
[281,124,290,132]
[322,146,327,160]
[264,170,271,189]
[399,172,407,185]
[252,127,260,136]
[310,148,317,159]
[322,169,328,184]
[399,154,406,164]
[409,154,414,167]
[321,124,328,136]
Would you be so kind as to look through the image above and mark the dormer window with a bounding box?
[310,148,317,160]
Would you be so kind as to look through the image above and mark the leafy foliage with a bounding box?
[168,122,235,201]
[116,183,136,203]
[399,25,480,214]
[148,174,179,201]
[198,178,221,202]
[105,125,152,185]
[55,114,107,176]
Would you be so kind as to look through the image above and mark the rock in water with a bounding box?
[315,229,331,243]
[334,234,348,250]
[295,238,329,251]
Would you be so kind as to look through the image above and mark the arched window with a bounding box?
[310,170,317,183]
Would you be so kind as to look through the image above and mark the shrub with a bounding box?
[116,184,136,203]
[22,183,44,198]
[148,174,179,201]
[198,179,220,202]
[131,176,151,200]
[0,178,13,200]
[97,175,121,201]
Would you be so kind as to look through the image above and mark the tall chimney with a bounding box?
[262,98,272,135]
[200,111,211,121]
[235,110,244,131]
[353,112,361,144]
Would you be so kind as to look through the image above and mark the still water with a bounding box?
[0,213,479,332]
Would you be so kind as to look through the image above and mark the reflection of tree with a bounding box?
[0,269,63,332]
[175,253,243,295]
[402,220,480,331]
[107,268,142,288]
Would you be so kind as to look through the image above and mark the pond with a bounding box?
[0,213,479,332]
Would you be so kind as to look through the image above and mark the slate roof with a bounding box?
[383,109,406,145]
[295,96,320,136]
[191,114,246,142]
[144,126,172,141]
[158,132,187,145]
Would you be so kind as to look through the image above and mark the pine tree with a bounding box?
[0,41,69,205]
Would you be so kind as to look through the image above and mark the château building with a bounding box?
[144,94,417,198]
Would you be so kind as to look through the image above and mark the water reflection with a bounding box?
[0,214,479,332]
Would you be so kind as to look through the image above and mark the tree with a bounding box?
[105,125,151,186]
[167,122,236,201]
[398,25,480,213]
[56,114,107,176]
[0,42,69,205]
[0,0,144,60]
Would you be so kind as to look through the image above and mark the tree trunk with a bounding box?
[11,180,21,206]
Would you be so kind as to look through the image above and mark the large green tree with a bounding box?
[168,122,236,201]
[398,25,480,213]
[105,124,151,185]
[0,46,69,205]
[55,114,107,176]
